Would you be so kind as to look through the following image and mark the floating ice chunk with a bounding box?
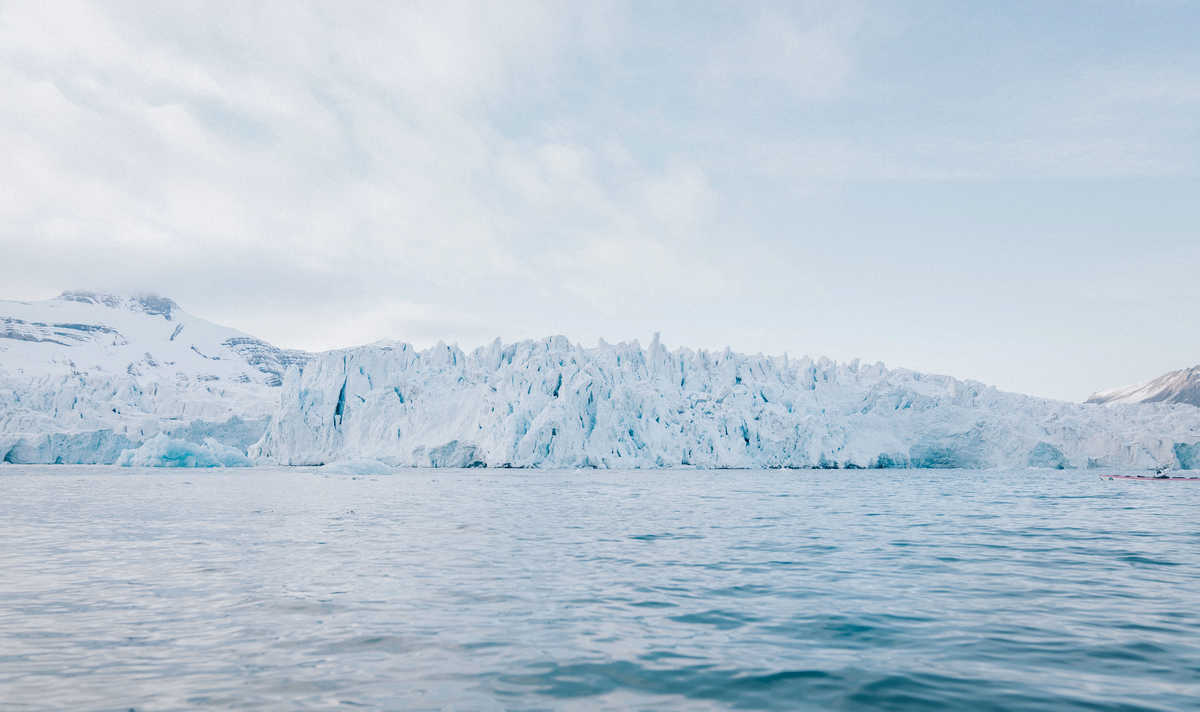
[116,434,252,468]
[320,458,395,475]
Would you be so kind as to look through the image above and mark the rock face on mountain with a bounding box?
[251,336,1200,470]
[1087,366,1200,408]
[0,291,309,464]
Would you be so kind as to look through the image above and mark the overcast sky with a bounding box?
[3,1,1198,401]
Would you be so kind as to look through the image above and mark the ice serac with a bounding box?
[252,337,1200,470]
[1087,365,1200,407]
[0,291,310,464]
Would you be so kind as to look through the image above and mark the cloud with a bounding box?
[0,2,734,348]
[703,2,862,99]
[2,1,1198,402]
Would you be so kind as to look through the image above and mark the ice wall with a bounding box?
[252,337,1200,469]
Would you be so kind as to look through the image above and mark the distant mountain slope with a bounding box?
[1087,366,1200,407]
[252,336,1200,470]
[0,291,309,464]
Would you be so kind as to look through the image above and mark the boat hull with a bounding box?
[1105,474,1200,481]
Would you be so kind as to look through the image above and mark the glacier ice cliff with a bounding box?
[6,292,1200,470]
[251,336,1200,470]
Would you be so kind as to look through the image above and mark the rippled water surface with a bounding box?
[2,466,1199,711]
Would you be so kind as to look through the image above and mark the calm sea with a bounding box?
[1,466,1198,711]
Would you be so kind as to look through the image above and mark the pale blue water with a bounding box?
[1,466,1199,711]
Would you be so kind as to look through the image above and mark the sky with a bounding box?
[2,1,1198,402]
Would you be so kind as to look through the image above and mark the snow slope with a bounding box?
[1087,366,1200,407]
[0,291,308,464]
[252,335,1200,470]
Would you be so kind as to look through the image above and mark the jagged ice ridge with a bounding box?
[4,292,1200,469]
[251,336,1200,470]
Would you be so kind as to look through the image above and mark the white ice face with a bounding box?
[4,292,1199,469]
[252,336,1200,471]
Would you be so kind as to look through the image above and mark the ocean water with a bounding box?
[1,467,1198,711]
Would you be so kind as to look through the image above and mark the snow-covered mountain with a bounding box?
[0,291,308,464]
[251,336,1200,470]
[1087,366,1200,407]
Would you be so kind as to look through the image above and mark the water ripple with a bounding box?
[0,465,1198,710]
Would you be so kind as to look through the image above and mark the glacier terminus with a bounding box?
[3,292,1200,470]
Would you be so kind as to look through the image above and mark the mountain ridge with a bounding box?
[1087,365,1200,408]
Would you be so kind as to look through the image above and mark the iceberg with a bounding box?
[251,336,1200,470]
[319,458,396,475]
[116,434,252,468]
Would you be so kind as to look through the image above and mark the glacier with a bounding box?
[0,291,306,465]
[250,335,1200,470]
[5,292,1200,470]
